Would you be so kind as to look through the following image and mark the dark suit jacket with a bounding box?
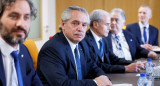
[0,44,42,86]
[106,30,149,61]
[37,31,106,86]
[126,23,159,46]
[84,29,133,73]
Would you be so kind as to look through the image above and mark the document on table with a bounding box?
[152,48,160,52]
[113,84,132,86]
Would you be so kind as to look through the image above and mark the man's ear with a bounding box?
[61,20,65,30]
[93,21,98,28]
[149,14,152,19]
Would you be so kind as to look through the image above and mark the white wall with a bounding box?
[35,0,56,51]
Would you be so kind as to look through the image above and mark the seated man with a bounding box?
[105,8,158,61]
[126,5,159,51]
[84,9,144,73]
[37,6,112,86]
[0,0,42,86]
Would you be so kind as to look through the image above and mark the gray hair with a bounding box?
[61,6,90,24]
[89,9,109,27]
[139,5,152,14]
[110,8,126,21]
[0,0,37,20]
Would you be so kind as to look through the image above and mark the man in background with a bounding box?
[126,5,159,51]
[37,6,112,86]
[106,8,158,61]
[0,0,42,86]
[85,9,144,73]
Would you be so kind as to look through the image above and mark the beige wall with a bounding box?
[56,0,160,45]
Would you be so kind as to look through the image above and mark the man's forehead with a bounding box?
[70,10,89,20]
[4,0,30,13]
[71,19,89,24]
[139,7,150,11]
[111,14,120,18]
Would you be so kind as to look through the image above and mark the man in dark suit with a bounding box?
[0,0,42,86]
[85,9,145,73]
[126,5,159,51]
[37,6,112,86]
[106,8,158,61]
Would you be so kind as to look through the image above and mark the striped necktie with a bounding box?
[115,35,125,58]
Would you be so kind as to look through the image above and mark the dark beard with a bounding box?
[0,22,28,46]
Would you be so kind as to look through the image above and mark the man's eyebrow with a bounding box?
[72,20,79,22]
[9,12,19,15]
[8,11,30,15]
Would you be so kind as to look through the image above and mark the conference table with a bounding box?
[107,58,160,86]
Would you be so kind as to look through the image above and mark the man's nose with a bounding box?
[16,18,25,28]
[140,13,144,16]
[77,24,83,31]
[111,20,116,24]
[108,26,111,30]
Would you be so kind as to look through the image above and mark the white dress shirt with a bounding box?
[111,31,132,61]
[0,37,19,86]
[64,35,80,80]
[139,22,149,44]
[90,29,104,62]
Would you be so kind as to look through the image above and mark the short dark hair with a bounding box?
[0,0,37,20]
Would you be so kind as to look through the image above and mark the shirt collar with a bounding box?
[90,29,102,42]
[139,22,149,29]
[0,37,20,57]
[64,34,77,50]
[111,30,124,38]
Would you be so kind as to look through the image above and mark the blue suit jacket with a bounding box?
[37,31,106,86]
[106,30,149,61]
[0,44,42,86]
[126,23,159,46]
[84,29,133,73]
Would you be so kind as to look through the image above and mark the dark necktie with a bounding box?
[11,51,23,86]
[98,39,103,60]
[74,46,82,80]
[143,26,147,44]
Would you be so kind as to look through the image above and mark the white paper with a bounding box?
[152,48,160,52]
[113,83,132,86]
[136,74,140,76]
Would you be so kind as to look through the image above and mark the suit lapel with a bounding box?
[102,39,111,64]
[136,23,143,44]
[148,25,152,44]
[123,30,134,56]
[106,33,113,50]
[60,32,77,73]
[18,45,23,72]
[78,44,84,78]
[0,51,6,86]
[66,45,77,72]
[87,30,102,61]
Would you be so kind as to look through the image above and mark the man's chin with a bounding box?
[13,37,26,43]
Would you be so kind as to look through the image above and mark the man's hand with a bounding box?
[125,63,143,72]
[141,44,153,51]
[94,75,112,86]
[137,61,146,69]
[152,46,160,49]
[148,51,158,59]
